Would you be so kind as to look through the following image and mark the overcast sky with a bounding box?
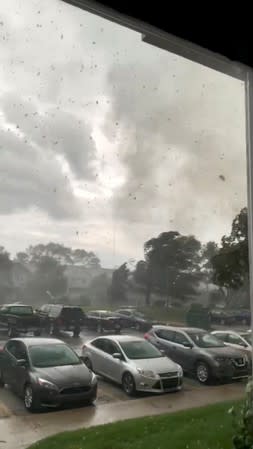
[0,0,247,268]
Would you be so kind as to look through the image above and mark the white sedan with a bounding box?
[82,335,183,396]
[212,330,252,360]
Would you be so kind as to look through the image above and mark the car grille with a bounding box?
[162,378,180,389]
[159,372,178,378]
[60,386,91,395]
[153,377,181,390]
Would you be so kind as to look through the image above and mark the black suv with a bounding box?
[37,304,86,338]
[0,304,41,338]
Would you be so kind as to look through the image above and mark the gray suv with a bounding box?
[145,326,250,384]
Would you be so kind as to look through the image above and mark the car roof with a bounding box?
[92,335,144,343]
[212,330,249,335]
[9,337,64,347]
[2,304,32,307]
[44,304,81,308]
[151,325,204,333]
[89,309,111,313]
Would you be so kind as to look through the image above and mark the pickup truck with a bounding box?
[0,304,42,338]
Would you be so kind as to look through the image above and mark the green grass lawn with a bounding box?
[139,305,186,324]
[27,400,240,449]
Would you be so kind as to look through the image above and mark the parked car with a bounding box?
[37,304,86,338]
[209,309,235,325]
[211,330,252,360]
[85,310,121,334]
[144,326,250,384]
[115,309,152,331]
[232,310,251,326]
[82,335,183,396]
[0,304,42,338]
[0,337,97,412]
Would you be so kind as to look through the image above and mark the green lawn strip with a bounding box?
[27,400,241,449]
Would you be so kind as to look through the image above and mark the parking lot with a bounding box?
[0,327,248,418]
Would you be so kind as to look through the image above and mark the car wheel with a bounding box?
[122,372,136,396]
[34,330,41,337]
[24,384,41,412]
[73,327,80,338]
[196,361,211,384]
[84,357,93,371]
[50,324,58,336]
[0,369,5,388]
[8,326,17,338]
[97,323,103,334]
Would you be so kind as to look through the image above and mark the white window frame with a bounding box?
[61,0,253,361]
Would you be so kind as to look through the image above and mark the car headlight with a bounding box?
[215,357,228,365]
[38,378,58,390]
[177,365,183,377]
[137,368,157,378]
[91,372,97,384]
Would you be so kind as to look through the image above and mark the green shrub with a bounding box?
[230,379,253,449]
[186,303,210,330]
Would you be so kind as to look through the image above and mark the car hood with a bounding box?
[34,364,92,389]
[131,356,180,373]
[202,346,245,358]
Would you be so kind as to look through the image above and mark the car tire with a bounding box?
[84,357,93,371]
[122,372,136,396]
[34,330,41,337]
[73,326,80,338]
[24,384,41,412]
[195,361,211,384]
[8,326,17,338]
[0,369,5,388]
[97,323,103,334]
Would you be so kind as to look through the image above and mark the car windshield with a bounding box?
[120,340,162,359]
[241,333,252,345]
[10,306,33,315]
[29,344,81,368]
[187,331,225,348]
[134,312,145,318]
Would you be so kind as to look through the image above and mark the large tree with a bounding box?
[201,241,219,288]
[211,207,249,304]
[16,242,101,268]
[0,246,13,303]
[26,256,67,303]
[109,263,129,303]
[144,231,202,305]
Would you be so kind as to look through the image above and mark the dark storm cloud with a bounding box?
[1,92,97,180]
[0,129,81,218]
[103,60,246,236]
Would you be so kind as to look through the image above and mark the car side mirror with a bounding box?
[112,352,123,360]
[16,359,27,367]
[183,342,193,349]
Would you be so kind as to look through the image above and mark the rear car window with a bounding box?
[61,307,84,319]
[9,306,33,315]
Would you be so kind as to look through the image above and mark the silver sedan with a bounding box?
[82,335,183,396]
